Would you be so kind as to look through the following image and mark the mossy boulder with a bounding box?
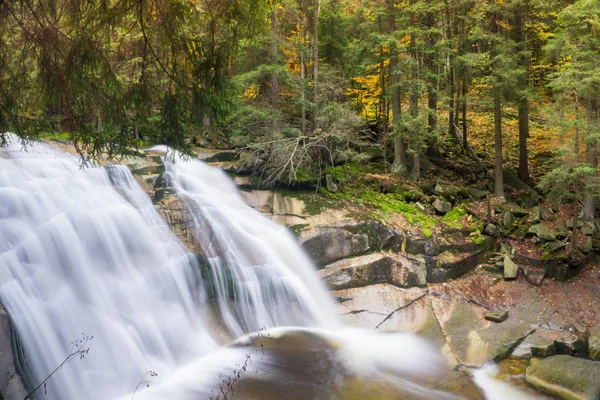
[526,355,600,400]
[528,224,556,242]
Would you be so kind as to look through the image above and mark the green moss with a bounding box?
[470,230,485,246]
[442,207,467,228]
[423,228,433,238]
[289,224,309,237]
[38,131,71,141]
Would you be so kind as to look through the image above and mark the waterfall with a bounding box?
[0,140,450,400]
[163,153,339,337]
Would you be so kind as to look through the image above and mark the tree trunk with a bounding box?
[462,73,468,149]
[584,97,598,221]
[515,1,530,183]
[299,18,306,134]
[387,0,407,171]
[312,0,320,129]
[271,1,281,134]
[494,83,504,199]
[571,205,578,260]
[409,1,420,180]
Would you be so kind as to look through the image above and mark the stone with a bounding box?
[502,211,514,230]
[272,192,307,216]
[325,174,339,193]
[522,266,546,286]
[469,188,487,200]
[512,332,556,359]
[0,307,26,400]
[318,253,426,290]
[433,199,452,214]
[581,224,594,236]
[503,255,518,279]
[502,168,539,207]
[485,310,508,323]
[589,328,600,360]
[544,241,566,254]
[531,206,541,223]
[300,222,404,267]
[566,218,584,229]
[528,224,556,242]
[484,223,498,237]
[526,355,600,400]
[434,182,461,202]
[581,237,593,254]
[415,202,426,212]
[556,219,569,239]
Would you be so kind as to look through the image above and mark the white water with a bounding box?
[0,140,481,400]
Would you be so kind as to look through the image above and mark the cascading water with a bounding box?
[162,152,339,337]
[0,139,480,400]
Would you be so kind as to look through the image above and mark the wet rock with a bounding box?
[512,332,556,359]
[503,256,518,280]
[528,224,556,242]
[241,190,274,213]
[272,193,307,216]
[319,253,426,290]
[485,310,508,323]
[433,199,452,214]
[526,355,600,400]
[0,307,27,400]
[437,301,533,367]
[325,174,339,193]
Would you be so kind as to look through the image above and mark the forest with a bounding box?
[0,0,599,220]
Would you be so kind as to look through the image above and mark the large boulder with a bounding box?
[300,223,404,268]
[0,307,27,400]
[319,253,426,290]
[526,355,600,400]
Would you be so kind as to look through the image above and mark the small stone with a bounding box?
[415,202,426,212]
[581,224,594,236]
[485,310,508,322]
[589,328,600,360]
[432,198,452,214]
[581,237,593,254]
[503,255,518,279]
[556,219,568,239]
[502,211,515,230]
[469,188,487,200]
[531,206,541,223]
[325,174,339,193]
[484,223,498,236]
[522,266,546,286]
[495,261,504,269]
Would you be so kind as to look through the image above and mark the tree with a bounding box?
[547,0,600,221]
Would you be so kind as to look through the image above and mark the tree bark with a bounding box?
[271,0,281,134]
[494,82,504,198]
[515,1,530,183]
[312,0,320,129]
[387,0,407,170]
[298,16,306,134]
[584,97,598,221]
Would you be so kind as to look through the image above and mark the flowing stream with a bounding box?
[0,139,539,400]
